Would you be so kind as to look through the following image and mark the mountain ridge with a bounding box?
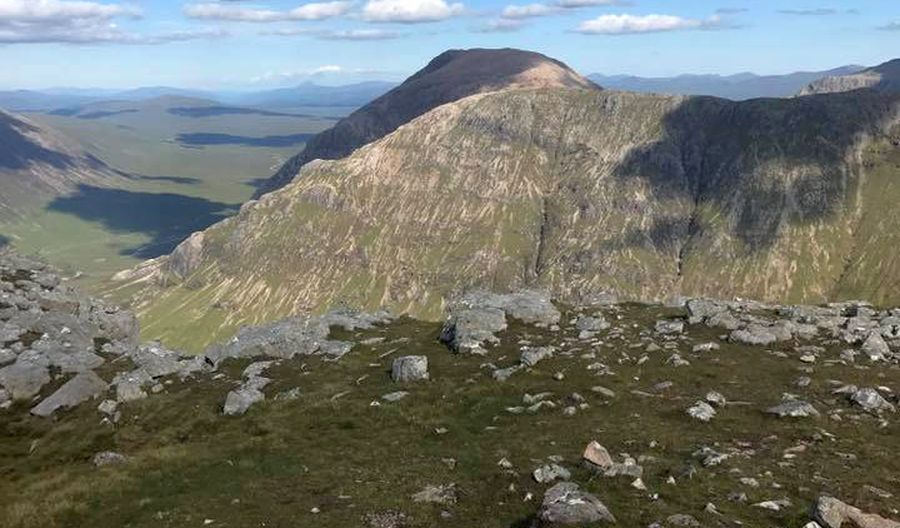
[800,59,900,96]
[121,83,900,351]
[252,48,600,198]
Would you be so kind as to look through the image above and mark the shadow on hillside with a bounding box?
[176,132,314,148]
[0,234,9,249]
[0,114,75,170]
[112,169,201,185]
[47,184,236,258]
[611,90,899,251]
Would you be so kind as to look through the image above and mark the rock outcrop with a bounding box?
[800,58,900,96]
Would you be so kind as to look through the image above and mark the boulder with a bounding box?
[687,401,717,422]
[812,496,900,528]
[0,360,50,400]
[767,399,820,418]
[850,388,896,413]
[520,346,554,368]
[391,356,429,382]
[31,371,108,417]
[582,441,613,469]
[534,482,615,526]
[223,386,265,416]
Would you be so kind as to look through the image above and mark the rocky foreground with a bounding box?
[1,249,899,527]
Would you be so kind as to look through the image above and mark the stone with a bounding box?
[655,319,685,334]
[223,386,265,416]
[31,371,108,417]
[666,514,701,527]
[575,315,609,333]
[812,496,900,528]
[767,399,820,418]
[93,451,127,467]
[411,484,457,505]
[850,388,896,413]
[731,325,779,346]
[97,399,118,416]
[535,482,615,526]
[492,364,522,381]
[582,441,614,469]
[687,401,717,422]
[861,332,892,361]
[0,360,50,400]
[520,346,554,368]
[705,391,727,407]
[381,391,409,402]
[391,356,429,382]
[533,463,571,484]
[113,370,152,403]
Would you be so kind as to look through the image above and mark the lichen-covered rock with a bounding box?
[811,496,900,528]
[391,356,429,382]
[534,482,616,526]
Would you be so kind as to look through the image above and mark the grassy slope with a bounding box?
[1,306,897,527]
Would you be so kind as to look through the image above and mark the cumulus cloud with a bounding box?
[362,0,465,23]
[0,0,225,44]
[576,13,727,34]
[184,2,352,22]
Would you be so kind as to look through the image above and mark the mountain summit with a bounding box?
[253,48,599,197]
[800,58,900,96]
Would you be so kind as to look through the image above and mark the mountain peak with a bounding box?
[253,48,598,197]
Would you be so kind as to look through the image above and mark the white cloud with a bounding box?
[879,21,900,31]
[0,0,223,44]
[576,13,725,34]
[184,2,352,22]
[0,0,140,20]
[501,3,558,19]
[362,0,465,23]
[261,27,403,39]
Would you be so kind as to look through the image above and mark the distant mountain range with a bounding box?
[0,82,397,113]
[589,66,865,100]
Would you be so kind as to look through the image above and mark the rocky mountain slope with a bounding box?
[3,251,900,527]
[252,48,600,197]
[800,59,900,96]
[0,109,122,220]
[591,65,863,100]
[121,79,900,351]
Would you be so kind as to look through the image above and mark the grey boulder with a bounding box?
[31,371,108,417]
[534,482,616,526]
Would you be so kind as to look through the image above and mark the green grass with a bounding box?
[1,305,897,527]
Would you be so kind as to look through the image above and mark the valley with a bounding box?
[0,96,347,289]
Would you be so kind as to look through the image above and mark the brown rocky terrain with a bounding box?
[253,48,600,197]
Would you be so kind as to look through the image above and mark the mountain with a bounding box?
[589,66,864,100]
[0,109,122,219]
[252,48,600,197]
[223,81,397,109]
[0,90,101,112]
[800,59,900,96]
[121,76,900,351]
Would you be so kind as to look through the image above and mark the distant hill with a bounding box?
[589,66,864,100]
[800,59,900,96]
[0,109,122,220]
[253,47,601,197]
[222,81,397,109]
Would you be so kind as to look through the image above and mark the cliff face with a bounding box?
[126,87,900,351]
[253,48,600,197]
[800,59,900,96]
[0,109,120,220]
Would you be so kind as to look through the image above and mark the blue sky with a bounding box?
[1,0,898,89]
